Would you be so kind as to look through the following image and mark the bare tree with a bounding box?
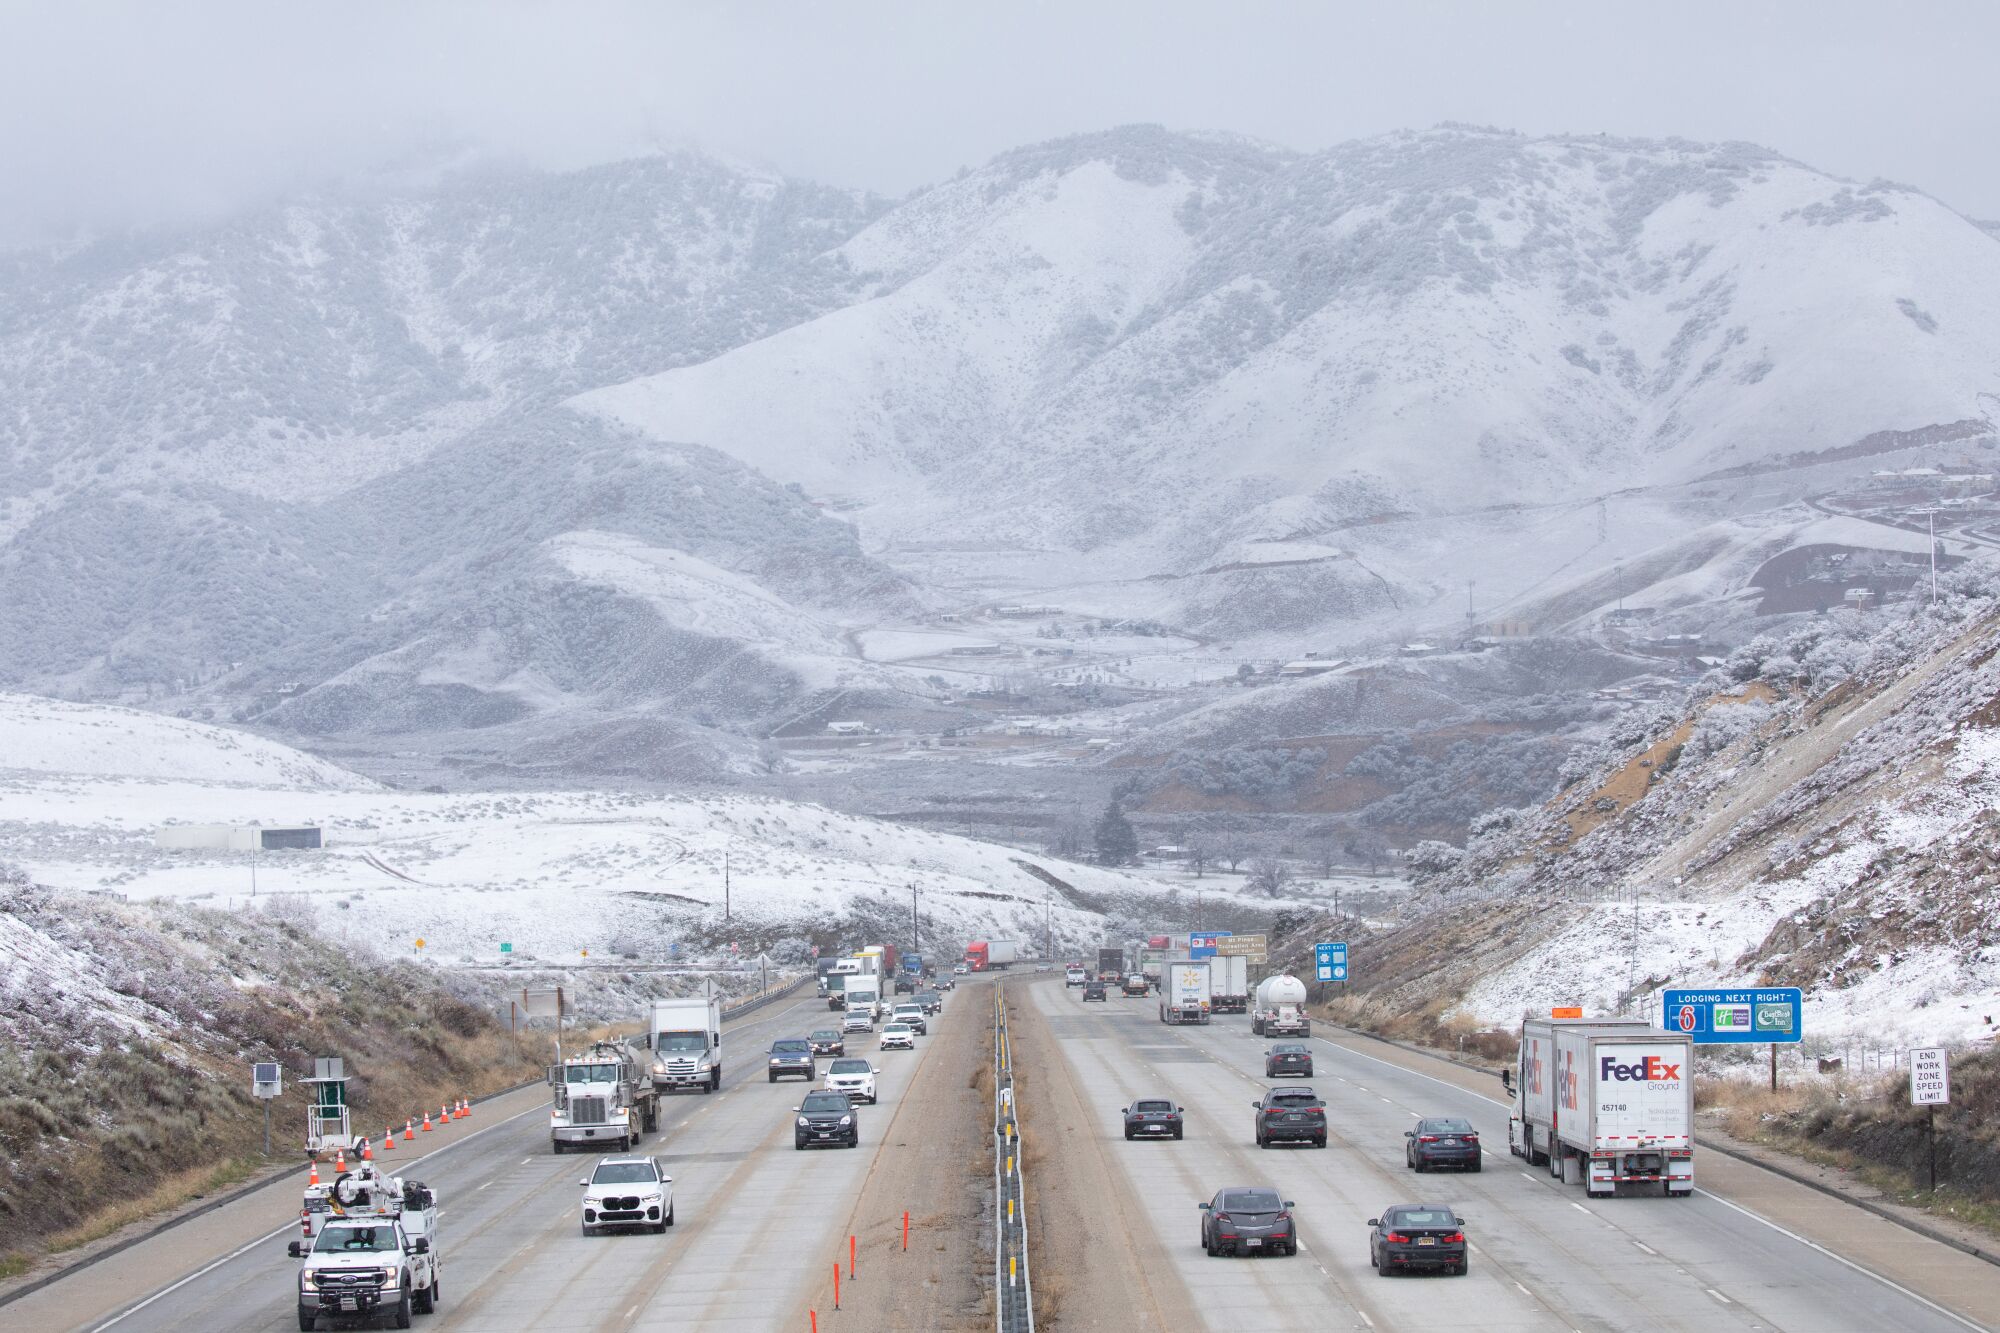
[1247,857,1293,897]
[1049,820,1088,860]
[1314,837,1339,880]
[1220,835,1250,874]
[1185,837,1209,878]
[1344,830,1390,876]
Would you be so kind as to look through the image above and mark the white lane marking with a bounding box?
[1694,1187,1988,1333]
[1515,1281,1533,1296]
[625,1305,639,1318]
[91,1097,551,1331]
[1570,1202,1594,1216]
[1358,1314,1374,1328]
[477,1181,494,1191]
[1520,1172,1538,1183]
[1707,1288,1732,1305]
[1633,1240,1657,1255]
[1378,1097,1394,1105]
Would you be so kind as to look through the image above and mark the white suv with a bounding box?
[823,1057,879,1104]
[890,1003,928,1036]
[879,1023,916,1051]
[1065,967,1085,987]
[580,1155,673,1235]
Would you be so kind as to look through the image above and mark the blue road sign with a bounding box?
[1314,941,1348,983]
[1662,986,1802,1043]
[1189,931,1232,959]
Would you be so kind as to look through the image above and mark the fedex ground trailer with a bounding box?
[1510,1017,1695,1197]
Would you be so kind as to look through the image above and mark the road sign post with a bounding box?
[1911,1047,1950,1193]
[252,1061,283,1156]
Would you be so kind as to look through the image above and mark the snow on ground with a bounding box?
[0,693,378,790]
[2,770,1280,969]
[854,628,998,661]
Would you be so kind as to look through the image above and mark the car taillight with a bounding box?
[1419,1135,1439,1142]
[1275,1211,1292,1227]
[1265,1107,1284,1116]
[1463,1133,1478,1141]
[1444,1231,1465,1243]
[1385,1231,1410,1243]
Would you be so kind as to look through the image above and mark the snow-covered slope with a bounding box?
[0,692,377,789]
[584,125,2000,617]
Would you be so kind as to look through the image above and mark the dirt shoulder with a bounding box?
[1004,975,1200,1332]
[803,989,994,1331]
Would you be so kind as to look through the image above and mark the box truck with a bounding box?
[1210,955,1250,1013]
[1159,960,1212,1024]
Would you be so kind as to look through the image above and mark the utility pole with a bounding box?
[1930,510,1939,602]
[724,848,731,922]
[910,883,920,953]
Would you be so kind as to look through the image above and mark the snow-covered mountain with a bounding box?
[585,125,2000,620]
[4,125,1998,772]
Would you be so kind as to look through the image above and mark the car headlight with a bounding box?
[838,1115,853,1126]
[652,1061,669,1074]
[381,1269,401,1289]
[797,1116,811,1127]
[301,1271,320,1290]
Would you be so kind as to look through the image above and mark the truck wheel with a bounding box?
[299,1311,317,1331]
[665,1201,676,1226]
[430,1277,441,1311]
[413,1277,433,1314]
[709,1070,721,1092]
[393,1291,413,1329]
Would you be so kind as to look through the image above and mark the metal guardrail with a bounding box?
[993,989,1035,1333]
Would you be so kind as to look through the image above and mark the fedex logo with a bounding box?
[1525,1041,1544,1095]
[1600,1055,1681,1082]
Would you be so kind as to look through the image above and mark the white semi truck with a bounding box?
[1159,960,1212,1024]
[1251,975,1311,1036]
[1210,955,1250,1013]
[647,995,723,1094]
[550,1040,659,1152]
[1508,1018,1695,1198]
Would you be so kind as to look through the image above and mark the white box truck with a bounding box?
[1251,975,1310,1036]
[647,995,724,1094]
[1159,960,1212,1024]
[1210,955,1250,1013]
[1510,1018,1694,1197]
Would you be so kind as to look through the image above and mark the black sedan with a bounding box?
[793,1091,859,1149]
[1121,1098,1184,1140]
[1406,1117,1482,1172]
[1368,1204,1467,1275]
[1264,1043,1313,1077]
[808,1029,846,1057]
[767,1039,817,1082]
[1081,980,1107,1002]
[1199,1187,1297,1257]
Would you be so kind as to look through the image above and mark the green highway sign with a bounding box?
[500,942,513,954]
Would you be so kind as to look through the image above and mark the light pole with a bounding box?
[723,846,731,923]
[910,883,920,954]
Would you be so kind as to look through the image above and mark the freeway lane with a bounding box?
[1021,979,1989,1333]
[14,988,958,1333]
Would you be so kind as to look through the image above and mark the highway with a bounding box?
[11,975,1999,1333]
[1016,978,1997,1333]
[7,988,975,1333]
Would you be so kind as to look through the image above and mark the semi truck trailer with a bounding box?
[1509,1018,1694,1197]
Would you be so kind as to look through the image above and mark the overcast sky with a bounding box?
[1,1,1994,247]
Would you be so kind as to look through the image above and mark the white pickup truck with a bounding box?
[289,1169,440,1329]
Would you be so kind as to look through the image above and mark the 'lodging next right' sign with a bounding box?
[1662,987,1802,1044]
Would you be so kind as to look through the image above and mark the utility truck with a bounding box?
[1159,960,1212,1024]
[1210,955,1250,1013]
[550,1040,658,1152]
[1251,975,1310,1036]
[1508,1018,1695,1197]
[647,995,723,1093]
[290,1163,440,1329]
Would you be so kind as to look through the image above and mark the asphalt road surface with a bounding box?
[10,987,970,1333]
[1016,978,1995,1333]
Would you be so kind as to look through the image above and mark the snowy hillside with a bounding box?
[584,125,2000,627]
[1381,571,2000,1048]
[0,692,376,789]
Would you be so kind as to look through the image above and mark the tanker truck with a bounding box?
[1251,975,1311,1036]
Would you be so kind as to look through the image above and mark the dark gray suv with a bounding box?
[1253,1088,1327,1148]
[794,1090,859,1149]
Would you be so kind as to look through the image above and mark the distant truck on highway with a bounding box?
[1160,960,1212,1024]
[1139,946,1166,990]
[647,995,723,1094]
[1096,945,1125,980]
[964,939,1020,971]
[551,1039,659,1151]
[1210,955,1250,1013]
[1251,975,1310,1036]
[1509,1018,1694,1197]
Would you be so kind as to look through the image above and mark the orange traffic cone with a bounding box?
[334,1147,346,1173]
[421,1111,432,1133]
[455,1099,468,1119]
[441,1103,451,1126]
[308,1159,321,1186]
[383,1125,397,1151]
[403,1118,414,1142]
[360,1137,373,1161]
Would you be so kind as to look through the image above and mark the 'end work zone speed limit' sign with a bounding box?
[1910,1047,1950,1106]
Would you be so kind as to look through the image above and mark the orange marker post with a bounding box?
[833,1263,840,1311]
[902,1210,910,1251]
[810,1315,817,1333]
[849,1234,856,1278]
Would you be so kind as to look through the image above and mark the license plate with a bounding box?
[1440,1138,1458,1145]
[1417,1236,1436,1246]
[1283,1114,1302,1122]
[1245,1238,1262,1248]
[340,1297,358,1311]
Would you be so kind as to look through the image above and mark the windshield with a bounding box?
[1133,1100,1172,1112]
[1422,1119,1474,1134]
[565,1064,618,1083]
[1222,1191,1281,1212]
[884,1025,911,1034]
[590,1162,658,1185]
[656,1032,707,1053]
[1389,1208,1456,1228]
[1270,1091,1319,1106]
[772,1040,810,1053]
[315,1225,398,1253]
[829,1059,870,1074]
[1273,1044,1306,1054]
[802,1093,849,1112]
[812,1030,839,1040]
